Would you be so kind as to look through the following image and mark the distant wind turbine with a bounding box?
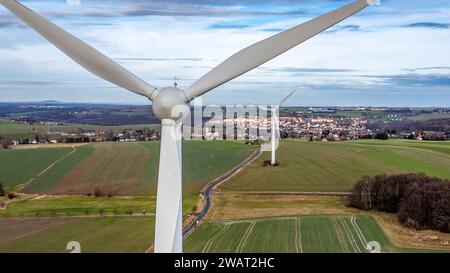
[270,90,296,166]
[0,0,375,253]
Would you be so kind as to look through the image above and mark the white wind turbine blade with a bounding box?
[185,0,372,101]
[0,0,157,99]
[154,119,183,253]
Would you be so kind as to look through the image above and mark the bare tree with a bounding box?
[0,183,5,196]
[1,138,12,149]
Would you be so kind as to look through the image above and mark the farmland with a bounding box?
[0,217,154,253]
[0,140,254,215]
[0,140,254,196]
[222,139,450,192]
[1,138,449,253]
[0,118,160,139]
[184,215,426,253]
[0,196,155,218]
[0,146,75,189]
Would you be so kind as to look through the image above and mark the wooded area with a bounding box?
[349,173,450,233]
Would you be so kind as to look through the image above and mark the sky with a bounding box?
[0,0,449,107]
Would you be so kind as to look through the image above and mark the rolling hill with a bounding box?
[221,139,450,192]
[1,141,254,196]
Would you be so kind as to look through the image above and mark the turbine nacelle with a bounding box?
[151,87,190,121]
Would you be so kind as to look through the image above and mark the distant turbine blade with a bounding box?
[185,0,371,101]
[154,119,183,253]
[271,110,278,165]
[278,90,296,108]
[1,0,157,99]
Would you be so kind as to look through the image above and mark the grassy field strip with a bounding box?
[351,215,369,250]
[0,196,158,218]
[235,221,255,253]
[347,140,450,156]
[202,223,230,253]
[346,142,450,157]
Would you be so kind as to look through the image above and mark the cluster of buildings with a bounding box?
[278,116,371,141]
[201,114,372,141]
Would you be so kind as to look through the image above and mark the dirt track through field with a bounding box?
[48,143,149,195]
[20,146,77,190]
[202,223,230,253]
[295,218,303,253]
[350,215,368,251]
[236,221,255,253]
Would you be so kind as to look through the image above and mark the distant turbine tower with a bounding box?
[0,0,374,252]
[270,90,296,166]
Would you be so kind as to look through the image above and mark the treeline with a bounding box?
[349,173,449,233]
[7,107,160,126]
[369,118,450,135]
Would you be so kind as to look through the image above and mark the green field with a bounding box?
[185,215,444,253]
[0,194,201,218]
[1,140,254,195]
[222,140,450,192]
[0,147,74,188]
[0,140,253,216]
[0,213,447,253]
[0,217,154,253]
[1,196,151,218]
[23,144,94,193]
[348,139,450,155]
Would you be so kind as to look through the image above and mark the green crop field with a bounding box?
[348,139,450,155]
[1,196,152,218]
[0,147,74,188]
[22,144,94,193]
[0,140,253,215]
[0,217,154,253]
[0,214,447,253]
[0,194,200,218]
[222,140,450,192]
[1,140,254,196]
[184,215,445,253]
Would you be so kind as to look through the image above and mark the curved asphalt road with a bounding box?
[183,148,261,237]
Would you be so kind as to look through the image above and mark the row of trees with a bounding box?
[349,173,449,233]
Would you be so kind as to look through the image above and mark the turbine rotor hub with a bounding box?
[151,87,190,121]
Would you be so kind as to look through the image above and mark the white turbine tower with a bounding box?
[0,0,375,253]
[270,90,296,166]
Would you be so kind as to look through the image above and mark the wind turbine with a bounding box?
[0,0,375,253]
[269,90,296,166]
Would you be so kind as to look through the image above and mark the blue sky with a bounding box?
[0,0,449,106]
